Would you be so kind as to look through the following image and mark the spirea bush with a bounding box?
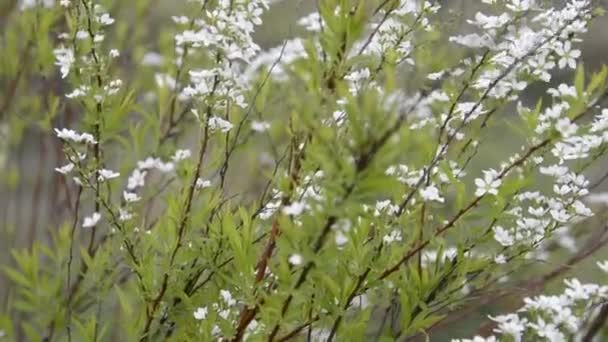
[3,0,608,340]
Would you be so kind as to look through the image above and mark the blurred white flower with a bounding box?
[193,306,208,320]
[55,163,75,175]
[288,254,303,266]
[98,169,120,182]
[475,169,501,197]
[83,212,101,228]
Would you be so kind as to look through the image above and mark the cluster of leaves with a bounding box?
[3,0,608,341]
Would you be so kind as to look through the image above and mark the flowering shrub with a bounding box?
[2,0,608,340]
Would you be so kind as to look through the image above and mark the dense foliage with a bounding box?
[2,0,608,341]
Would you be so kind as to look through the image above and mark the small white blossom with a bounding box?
[76,31,89,40]
[220,290,236,306]
[196,178,211,189]
[193,306,208,320]
[98,13,115,26]
[420,185,445,203]
[128,169,146,190]
[555,118,578,137]
[493,226,514,246]
[123,191,141,203]
[208,116,233,133]
[83,212,101,228]
[55,163,75,175]
[98,169,120,182]
[494,254,507,264]
[118,208,133,221]
[335,231,348,246]
[490,314,526,340]
[529,318,564,341]
[171,149,191,162]
[555,41,581,69]
[383,230,403,244]
[288,254,303,266]
[155,161,174,173]
[474,169,501,197]
[282,201,306,216]
[54,128,97,145]
[53,47,74,79]
[251,121,271,132]
[597,260,608,273]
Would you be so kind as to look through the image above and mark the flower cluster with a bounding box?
[455,263,608,342]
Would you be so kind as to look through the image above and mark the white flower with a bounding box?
[297,12,323,32]
[335,231,348,246]
[374,199,399,216]
[427,71,444,80]
[493,226,514,247]
[155,161,174,173]
[55,163,75,175]
[547,84,577,98]
[420,185,445,203]
[171,16,189,24]
[76,31,89,40]
[564,278,595,301]
[474,169,501,197]
[383,230,403,244]
[98,169,120,182]
[53,47,74,79]
[288,254,303,266]
[54,128,97,144]
[193,306,208,320]
[220,290,236,306]
[597,260,608,273]
[494,254,507,264]
[218,309,230,320]
[251,120,271,132]
[529,318,564,341]
[208,116,233,133]
[506,0,536,11]
[539,165,569,177]
[109,49,120,58]
[172,149,191,162]
[137,157,160,170]
[555,118,578,137]
[555,41,581,69]
[490,314,525,340]
[60,0,71,7]
[282,201,306,216]
[65,86,89,99]
[572,200,592,217]
[98,13,115,26]
[123,191,141,203]
[83,212,101,228]
[119,208,133,221]
[553,307,579,333]
[468,12,510,30]
[128,169,146,189]
[195,178,211,189]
